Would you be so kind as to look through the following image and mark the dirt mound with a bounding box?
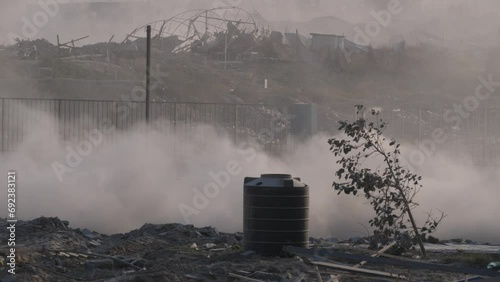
[0,217,315,281]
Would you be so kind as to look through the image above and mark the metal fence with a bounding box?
[363,107,500,166]
[3,97,499,165]
[0,98,290,156]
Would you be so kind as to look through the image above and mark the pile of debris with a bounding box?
[7,39,59,60]
[0,217,499,281]
[0,218,315,281]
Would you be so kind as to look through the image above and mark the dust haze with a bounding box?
[0,107,498,243]
[1,0,500,243]
[2,0,500,46]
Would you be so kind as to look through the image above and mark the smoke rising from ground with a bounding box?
[0,0,499,247]
[0,108,498,243]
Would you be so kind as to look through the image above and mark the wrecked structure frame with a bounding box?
[124,7,257,53]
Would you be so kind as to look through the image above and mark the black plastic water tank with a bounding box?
[243,174,309,256]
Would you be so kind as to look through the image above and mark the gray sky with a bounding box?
[1,0,500,46]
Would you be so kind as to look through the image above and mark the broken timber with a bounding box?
[354,241,397,268]
[228,273,265,282]
[284,246,500,277]
[311,261,406,280]
[57,35,90,48]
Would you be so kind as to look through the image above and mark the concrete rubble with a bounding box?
[0,217,315,281]
[0,217,499,281]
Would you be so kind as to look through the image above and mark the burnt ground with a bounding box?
[0,217,498,282]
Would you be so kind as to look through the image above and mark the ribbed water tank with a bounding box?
[243,174,309,256]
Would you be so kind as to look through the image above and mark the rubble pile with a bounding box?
[0,218,321,281]
[1,217,499,281]
[7,39,59,60]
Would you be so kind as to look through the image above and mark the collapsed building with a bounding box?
[4,6,408,73]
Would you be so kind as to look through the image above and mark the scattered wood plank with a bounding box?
[293,272,307,282]
[319,271,400,282]
[354,241,397,268]
[314,266,324,282]
[96,270,169,282]
[233,270,252,275]
[312,261,406,280]
[29,263,84,281]
[250,271,283,281]
[330,241,398,281]
[184,274,200,280]
[88,254,144,271]
[210,247,229,252]
[284,246,500,277]
[475,277,500,282]
[89,240,101,246]
[324,274,340,282]
[455,277,500,282]
[58,252,70,257]
[228,272,265,282]
[51,250,144,272]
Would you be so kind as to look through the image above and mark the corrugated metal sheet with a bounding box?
[344,38,370,53]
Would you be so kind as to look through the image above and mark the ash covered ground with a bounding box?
[2,217,499,281]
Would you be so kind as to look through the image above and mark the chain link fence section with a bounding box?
[357,106,500,166]
[0,98,291,156]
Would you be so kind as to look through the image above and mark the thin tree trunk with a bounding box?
[404,201,427,258]
[380,149,428,259]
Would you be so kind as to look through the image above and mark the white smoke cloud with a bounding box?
[0,108,498,243]
[0,0,499,245]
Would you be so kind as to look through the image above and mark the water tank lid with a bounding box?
[261,174,292,178]
[245,174,307,188]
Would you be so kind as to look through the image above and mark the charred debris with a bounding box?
[1,217,499,281]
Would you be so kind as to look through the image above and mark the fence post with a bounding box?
[1,98,4,152]
[483,108,487,166]
[418,108,421,140]
[146,25,151,125]
[173,103,177,136]
[234,104,238,144]
[58,99,62,147]
[173,103,177,156]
